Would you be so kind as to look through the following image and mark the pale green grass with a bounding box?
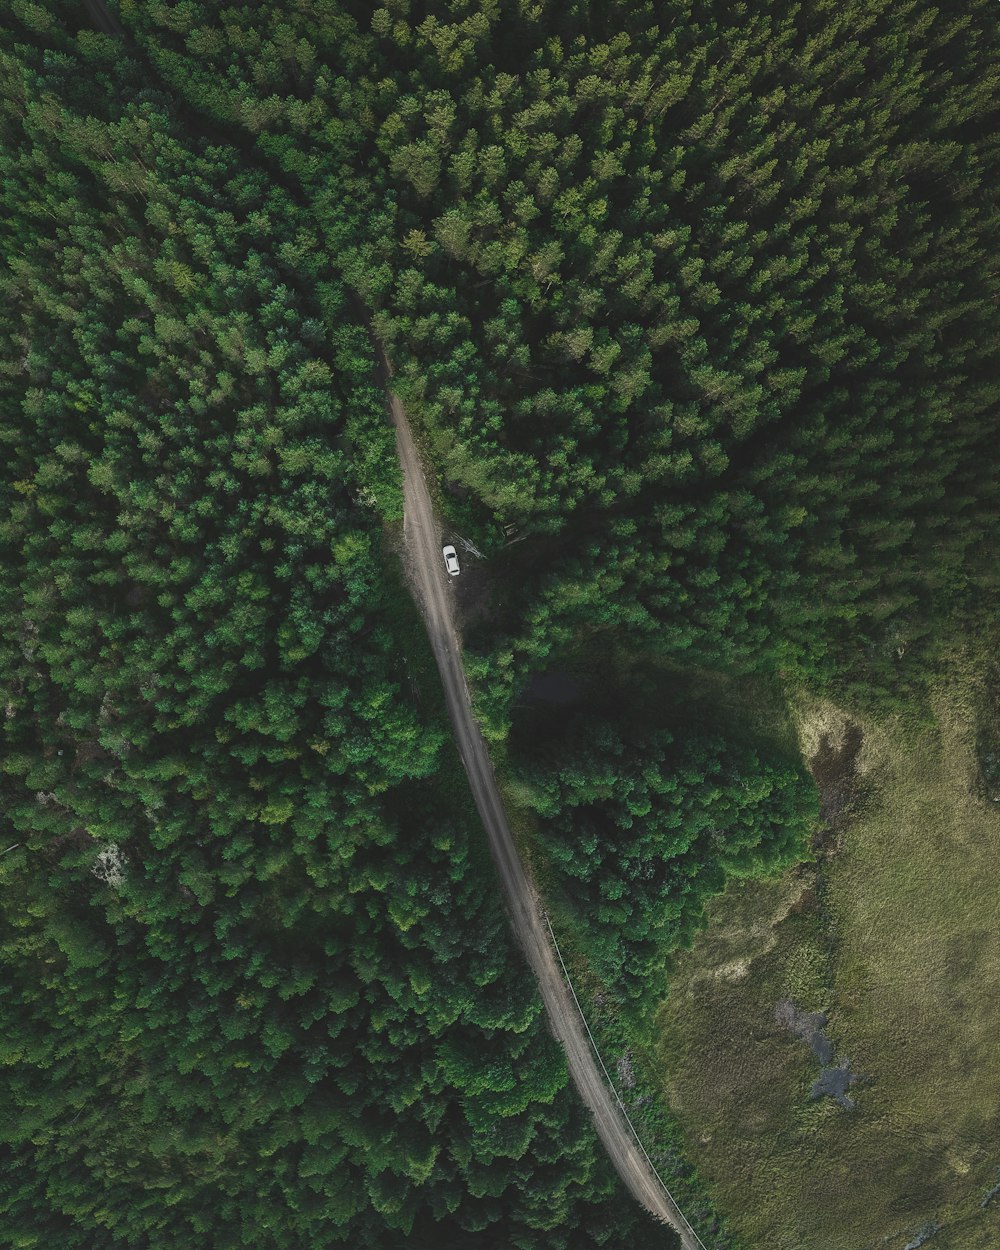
[654,672,1000,1250]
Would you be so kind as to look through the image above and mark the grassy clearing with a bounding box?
[654,663,1000,1249]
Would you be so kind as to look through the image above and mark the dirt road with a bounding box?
[386,385,706,1249]
[75,0,702,1238]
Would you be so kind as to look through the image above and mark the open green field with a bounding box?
[655,672,1000,1249]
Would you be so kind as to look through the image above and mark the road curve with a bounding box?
[385,379,704,1250]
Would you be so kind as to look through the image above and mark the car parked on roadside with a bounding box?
[442,544,460,577]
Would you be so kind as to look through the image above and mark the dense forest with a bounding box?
[3,0,998,1247]
[510,707,815,1002]
[115,0,1000,702]
[0,14,677,1250]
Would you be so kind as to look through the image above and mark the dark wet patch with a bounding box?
[775,998,831,1057]
[980,1167,1000,1208]
[787,882,818,916]
[809,721,865,854]
[775,998,864,1109]
[902,1223,939,1249]
[522,670,586,706]
[975,717,1000,803]
[451,557,495,630]
[810,1062,859,1110]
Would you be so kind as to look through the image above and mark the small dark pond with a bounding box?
[775,998,864,1110]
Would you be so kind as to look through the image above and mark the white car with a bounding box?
[442,544,460,577]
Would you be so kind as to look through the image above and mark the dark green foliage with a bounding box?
[514,713,816,996]
[0,15,676,1250]
[4,0,997,1247]
[340,0,999,699]
[122,0,1000,698]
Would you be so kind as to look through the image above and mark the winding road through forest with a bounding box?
[77,7,704,1235]
[385,377,706,1250]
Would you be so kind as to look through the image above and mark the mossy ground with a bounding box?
[654,662,1000,1249]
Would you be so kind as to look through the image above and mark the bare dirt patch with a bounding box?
[809,720,863,827]
[450,555,495,630]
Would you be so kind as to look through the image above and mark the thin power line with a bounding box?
[543,913,712,1250]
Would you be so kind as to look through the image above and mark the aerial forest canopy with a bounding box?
[1,1,998,1248]
[0,15,674,1250]
[511,710,816,1002]
[117,0,1000,697]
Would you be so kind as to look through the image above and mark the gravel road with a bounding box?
[76,0,703,1238]
[387,384,705,1249]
